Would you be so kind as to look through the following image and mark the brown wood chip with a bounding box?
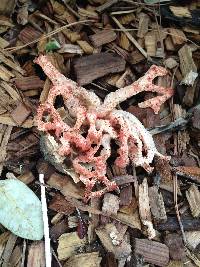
[18,26,42,46]
[134,238,169,266]
[73,53,126,85]
[50,219,68,241]
[10,102,31,125]
[2,234,18,267]
[120,184,133,206]
[89,30,117,47]
[164,233,186,261]
[168,28,187,47]
[27,241,45,267]
[49,193,76,215]
[47,172,84,200]
[14,76,44,90]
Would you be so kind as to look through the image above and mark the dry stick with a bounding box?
[52,248,62,267]
[111,16,149,59]
[123,0,171,6]
[39,173,51,267]
[173,173,187,244]
[186,248,200,267]
[64,3,81,19]
[91,82,109,92]
[96,0,119,13]
[4,20,94,53]
[110,9,137,15]
[20,240,26,267]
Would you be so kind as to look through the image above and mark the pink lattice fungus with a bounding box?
[35,55,174,201]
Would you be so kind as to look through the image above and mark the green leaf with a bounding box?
[45,39,61,52]
[0,179,44,240]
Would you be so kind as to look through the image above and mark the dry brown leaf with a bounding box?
[57,232,86,261]
[64,252,102,267]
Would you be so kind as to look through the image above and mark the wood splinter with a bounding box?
[139,178,156,239]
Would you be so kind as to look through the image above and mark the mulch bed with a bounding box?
[0,0,199,266]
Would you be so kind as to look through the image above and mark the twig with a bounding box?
[52,248,62,267]
[91,82,109,92]
[5,20,94,52]
[111,16,149,59]
[122,0,171,6]
[110,9,137,15]
[20,239,26,267]
[186,248,200,267]
[173,173,187,244]
[96,0,119,13]
[148,116,190,135]
[39,173,51,267]
[64,3,81,19]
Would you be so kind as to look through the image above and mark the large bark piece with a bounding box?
[73,53,126,85]
[134,238,169,267]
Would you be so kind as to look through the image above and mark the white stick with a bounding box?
[39,173,52,267]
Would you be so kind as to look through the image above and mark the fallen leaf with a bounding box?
[0,179,43,240]
[57,232,86,260]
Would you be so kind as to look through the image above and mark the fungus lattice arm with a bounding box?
[97,65,174,116]
[35,55,101,108]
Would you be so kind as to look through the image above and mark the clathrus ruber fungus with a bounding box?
[35,55,173,201]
